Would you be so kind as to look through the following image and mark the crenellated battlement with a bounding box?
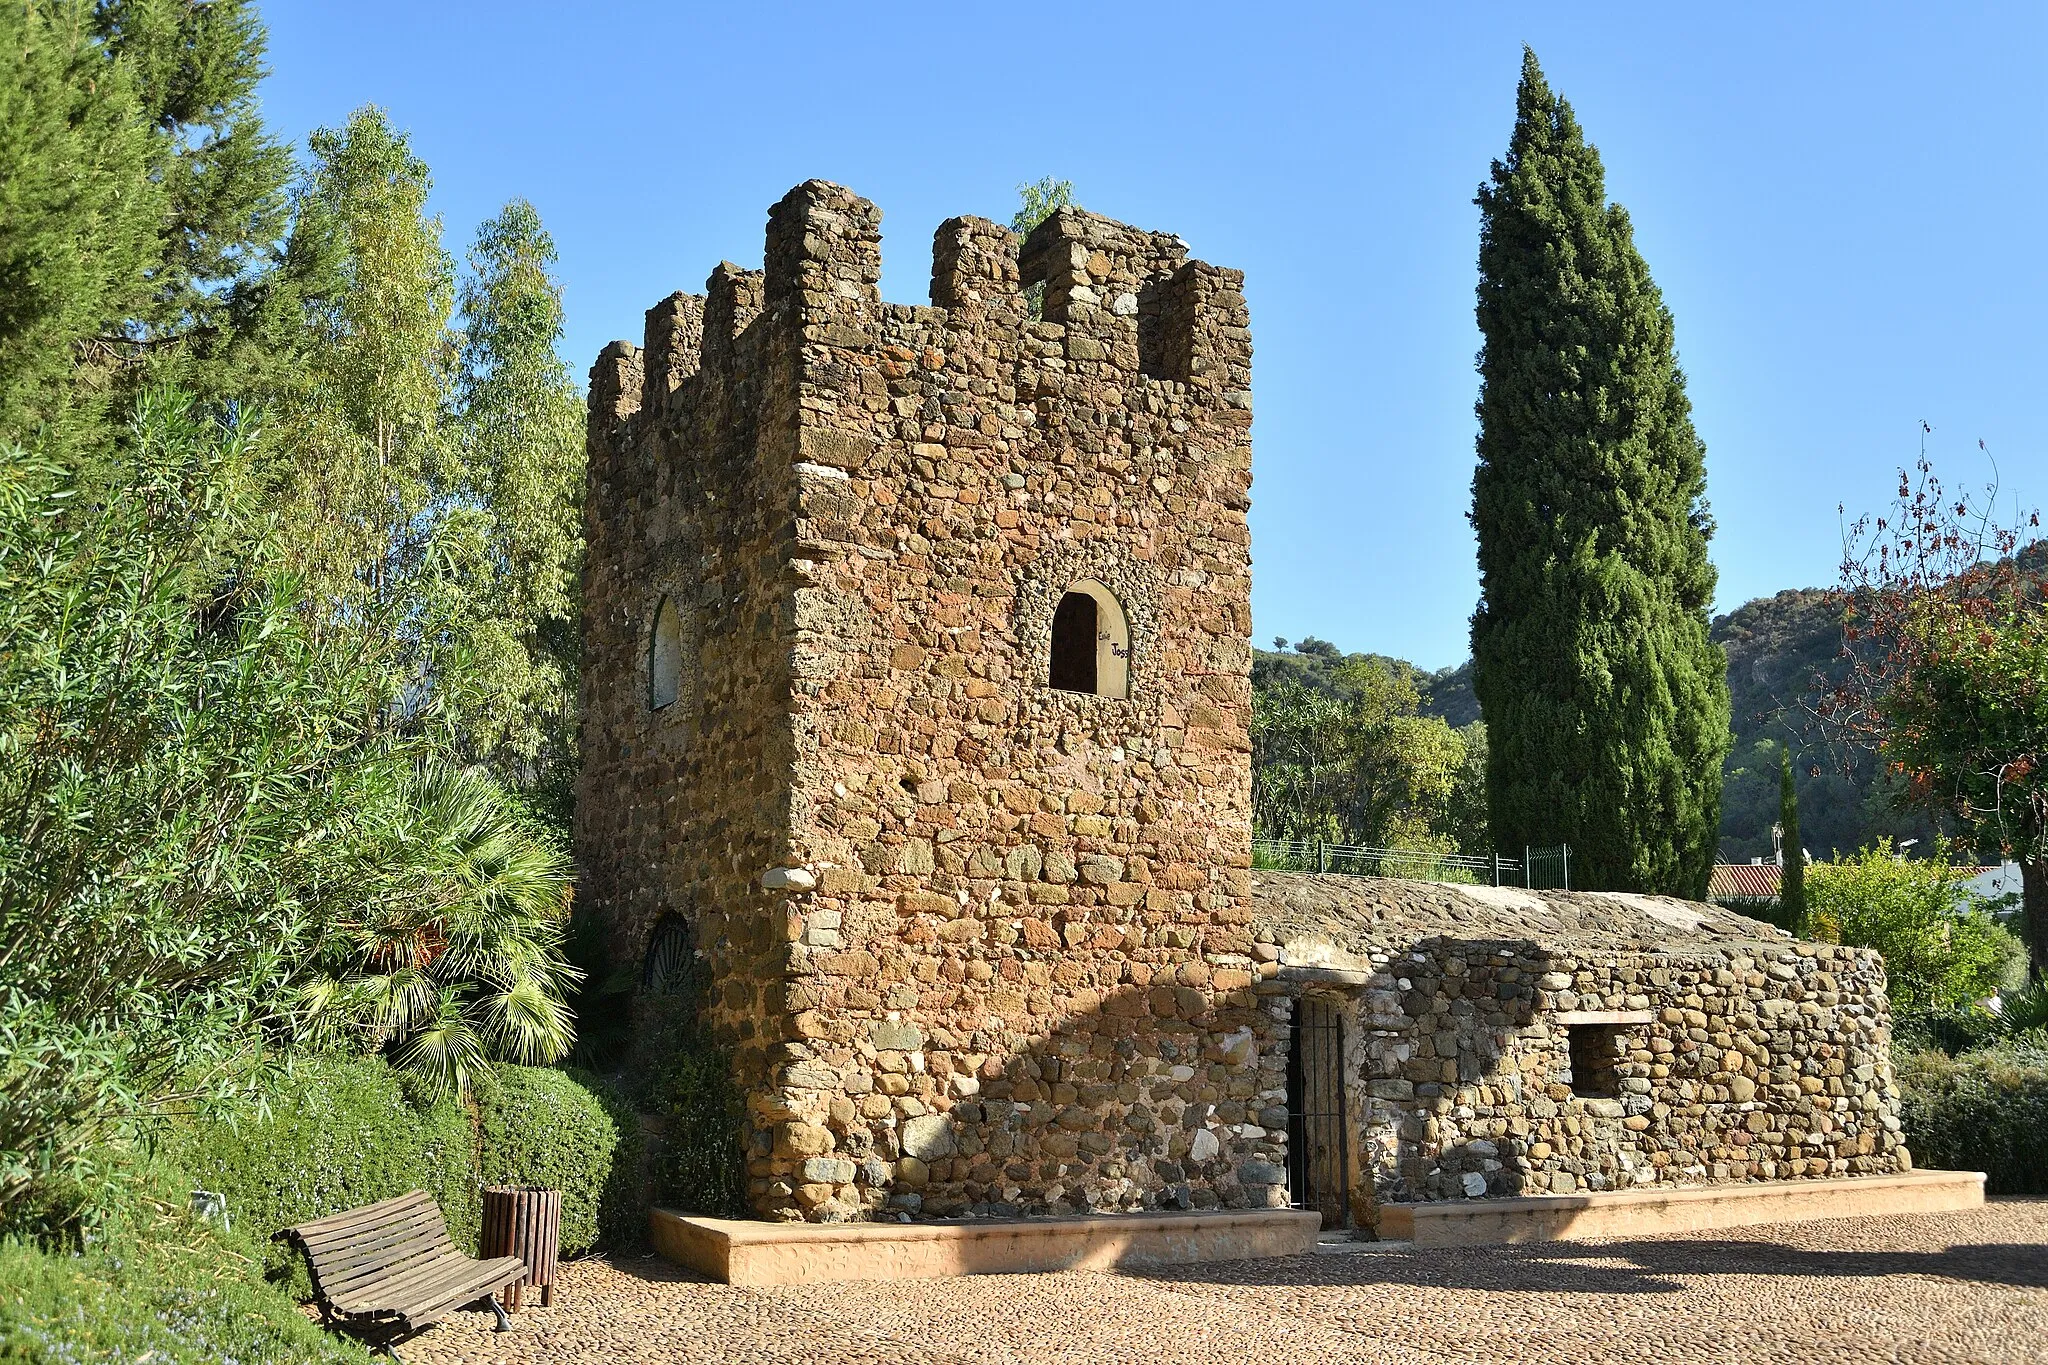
[606,181,1252,438]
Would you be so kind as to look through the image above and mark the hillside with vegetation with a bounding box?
[1259,583,1940,865]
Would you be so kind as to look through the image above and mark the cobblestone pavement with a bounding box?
[406,1201,2048,1364]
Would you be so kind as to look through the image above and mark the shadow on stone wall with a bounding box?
[766,973,1288,1223]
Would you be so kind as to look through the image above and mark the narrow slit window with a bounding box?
[650,596,683,710]
[1048,580,1130,698]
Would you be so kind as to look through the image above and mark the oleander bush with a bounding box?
[1897,1039,2048,1195]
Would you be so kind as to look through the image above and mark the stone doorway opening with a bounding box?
[1286,994,1351,1229]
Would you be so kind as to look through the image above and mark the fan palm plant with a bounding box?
[298,763,580,1093]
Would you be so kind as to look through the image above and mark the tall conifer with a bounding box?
[1778,745,1808,935]
[1469,50,1731,898]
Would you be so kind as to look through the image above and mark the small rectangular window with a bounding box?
[1567,1024,1623,1100]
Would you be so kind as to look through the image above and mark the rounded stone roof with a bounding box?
[1249,869,1795,964]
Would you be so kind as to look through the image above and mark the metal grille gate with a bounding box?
[1286,995,1351,1228]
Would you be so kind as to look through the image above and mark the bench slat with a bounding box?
[305,1230,455,1292]
[395,1261,526,1330]
[343,1255,524,1325]
[320,1239,462,1298]
[326,1245,473,1305]
[303,1213,453,1271]
[297,1200,449,1251]
[288,1191,436,1239]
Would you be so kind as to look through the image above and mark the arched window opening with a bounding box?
[1049,580,1129,699]
[1050,592,1097,694]
[649,596,682,710]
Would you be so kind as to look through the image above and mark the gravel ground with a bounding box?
[403,1200,2048,1364]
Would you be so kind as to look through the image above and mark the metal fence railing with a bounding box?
[1253,837,1572,891]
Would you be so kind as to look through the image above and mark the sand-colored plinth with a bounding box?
[1375,1168,1986,1247]
[649,1206,1323,1286]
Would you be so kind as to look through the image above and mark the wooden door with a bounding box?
[1286,995,1350,1228]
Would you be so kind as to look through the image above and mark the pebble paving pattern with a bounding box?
[406,1200,2048,1364]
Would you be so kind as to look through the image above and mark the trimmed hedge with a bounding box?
[167,1055,481,1290]
[1898,1040,2048,1195]
[168,1055,644,1291]
[474,1065,642,1256]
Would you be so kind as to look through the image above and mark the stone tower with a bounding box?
[577,181,1278,1223]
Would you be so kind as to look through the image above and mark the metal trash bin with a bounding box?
[480,1186,562,1309]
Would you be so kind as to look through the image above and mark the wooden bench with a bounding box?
[276,1190,527,1359]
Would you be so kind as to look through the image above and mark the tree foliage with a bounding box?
[0,1,162,449]
[1779,744,1809,936]
[0,2,590,1234]
[1009,176,1074,238]
[91,0,295,382]
[269,105,457,614]
[1011,177,1074,318]
[1827,454,2048,972]
[436,201,584,804]
[0,1,302,456]
[1252,656,1482,853]
[1469,49,1731,898]
[1808,844,2024,1013]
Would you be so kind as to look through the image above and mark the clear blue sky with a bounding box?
[260,1,2045,671]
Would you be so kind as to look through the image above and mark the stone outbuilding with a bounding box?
[1250,872,1908,1230]
[576,181,1908,1229]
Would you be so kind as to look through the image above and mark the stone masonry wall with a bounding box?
[579,182,1274,1223]
[1304,938,1909,1207]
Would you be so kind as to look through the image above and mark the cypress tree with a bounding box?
[0,3,161,449]
[1469,50,1732,898]
[1778,745,1808,935]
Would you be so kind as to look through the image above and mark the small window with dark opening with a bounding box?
[1050,592,1097,693]
[1567,1024,1623,1099]
[1047,579,1130,698]
[650,595,682,710]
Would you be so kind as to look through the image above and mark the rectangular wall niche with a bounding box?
[1566,1024,1624,1099]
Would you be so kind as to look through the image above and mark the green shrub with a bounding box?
[573,1069,649,1251]
[0,1205,370,1363]
[1809,844,2027,1011]
[474,1066,643,1256]
[164,1054,478,1291]
[1898,1039,2048,1195]
[639,996,748,1219]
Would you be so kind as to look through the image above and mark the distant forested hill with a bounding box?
[1708,590,1933,862]
[1257,591,1937,862]
[1255,636,1479,724]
